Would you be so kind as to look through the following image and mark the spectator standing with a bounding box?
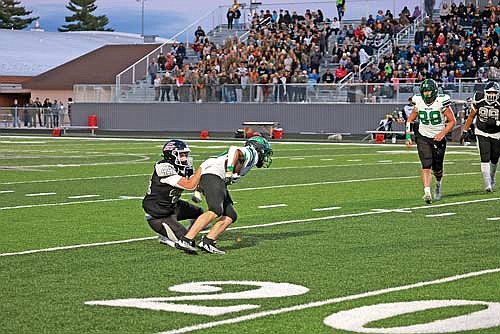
[34,97,43,127]
[336,0,345,21]
[42,98,51,127]
[160,73,172,102]
[227,8,235,30]
[11,99,20,128]
[148,59,158,86]
[157,52,167,71]
[424,0,435,19]
[154,74,161,101]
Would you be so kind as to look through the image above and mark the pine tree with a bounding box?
[59,0,113,32]
[0,0,38,30]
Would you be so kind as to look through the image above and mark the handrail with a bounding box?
[358,58,374,80]
[240,16,271,43]
[338,71,354,87]
[395,14,423,46]
[115,6,224,99]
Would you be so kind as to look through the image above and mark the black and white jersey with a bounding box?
[472,91,500,138]
[142,160,184,218]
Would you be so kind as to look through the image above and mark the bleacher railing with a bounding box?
[76,80,479,104]
[115,5,233,100]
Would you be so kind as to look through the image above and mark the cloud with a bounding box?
[28,2,188,36]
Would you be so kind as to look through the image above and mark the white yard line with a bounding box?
[487,217,500,221]
[0,190,14,194]
[25,192,56,197]
[0,237,155,257]
[312,207,341,211]
[426,213,456,217]
[157,267,500,334]
[258,204,288,209]
[2,196,499,258]
[0,173,150,185]
[0,198,130,211]
[67,195,100,199]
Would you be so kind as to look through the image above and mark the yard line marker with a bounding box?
[312,207,341,211]
[25,192,56,197]
[487,217,500,221]
[0,190,14,194]
[377,160,393,163]
[158,267,500,334]
[119,196,143,199]
[258,204,288,209]
[1,197,499,257]
[289,157,305,160]
[0,237,156,257]
[67,195,100,199]
[371,209,412,213]
[320,158,334,161]
[0,198,130,211]
[347,159,362,162]
[0,173,150,185]
[426,213,456,217]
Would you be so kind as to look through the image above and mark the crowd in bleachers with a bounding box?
[148,1,500,102]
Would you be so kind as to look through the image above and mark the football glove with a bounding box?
[191,190,202,203]
[460,132,469,145]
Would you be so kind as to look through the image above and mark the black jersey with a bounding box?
[142,160,184,218]
[473,91,500,134]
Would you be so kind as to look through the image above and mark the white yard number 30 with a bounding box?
[85,281,309,316]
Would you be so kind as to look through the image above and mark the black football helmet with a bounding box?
[162,139,192,176]
[245,135,273,168]
[484,81,500,103]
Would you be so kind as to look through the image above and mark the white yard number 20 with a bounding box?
[85,281,309,316]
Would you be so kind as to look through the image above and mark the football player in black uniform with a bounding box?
[142,139,204,248]
[461,81,500,192]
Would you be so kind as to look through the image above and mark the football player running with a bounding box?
[405,79,457,203]
[175,135,273,254]
[460,81,500,192]
[142,139,204,248]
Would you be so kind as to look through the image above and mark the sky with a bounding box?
[25,0,422,37]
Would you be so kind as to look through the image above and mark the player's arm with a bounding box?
[462,104,477,133]
[175,166,203,190]
[226,146,244,175]
[405,107,418,147]
[434,106,456,142]
[460,104,477,144]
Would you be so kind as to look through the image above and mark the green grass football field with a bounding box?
[1,136,499,334]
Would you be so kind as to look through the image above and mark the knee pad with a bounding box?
[433,170,443,179]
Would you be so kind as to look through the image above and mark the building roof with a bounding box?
[0,29,170,76]
[23,44,162,90]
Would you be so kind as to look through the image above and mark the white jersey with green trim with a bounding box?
[412,93,452,138]
[200,146,258,179]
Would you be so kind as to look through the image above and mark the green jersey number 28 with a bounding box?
[418,110,442,125]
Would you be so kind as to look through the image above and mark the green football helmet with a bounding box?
[420,79,438,105]
[245,135,273,168]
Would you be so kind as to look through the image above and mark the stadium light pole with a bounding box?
[137,0,145,36]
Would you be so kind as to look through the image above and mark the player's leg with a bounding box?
[431,139,446,200]
[176,175,225,253]
[478,135,493,192]
[416,135,434,203]
[490,137,500,190]
[147,215,187,248]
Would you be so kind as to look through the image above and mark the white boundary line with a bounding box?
[157,267,500,334]
[1,196,499,257]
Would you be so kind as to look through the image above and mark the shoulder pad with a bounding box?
[155,162,178,177]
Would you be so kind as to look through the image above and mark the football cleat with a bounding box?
[423,193,432,204]
[485,186,493,193]
[175,237,198,254]
[198,237,226,254]
[158,234,175,248]
[434,185,442,201]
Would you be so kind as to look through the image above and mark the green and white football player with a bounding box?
[405,79,456,204]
